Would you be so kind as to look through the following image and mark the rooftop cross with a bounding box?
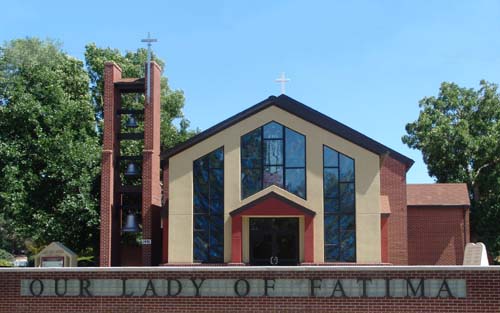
[275,72,290,94]
[141,32,158,104]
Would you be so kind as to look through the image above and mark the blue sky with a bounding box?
[2,0,500,183]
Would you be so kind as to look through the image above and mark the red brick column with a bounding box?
[142,61,162,266]
[304,215,314,263]
[380,156,408,265]
[231,216,243,263]
[100,62,122,267]
[380,215,389,263]
[162,168,169,264]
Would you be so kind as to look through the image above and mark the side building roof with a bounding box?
[407,183,470,208]
[161,94,414,168]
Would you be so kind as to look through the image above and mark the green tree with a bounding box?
[403,80,500,258]
[84,43,195,150]
[0,38,101,256]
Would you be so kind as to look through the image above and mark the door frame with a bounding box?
[243,215,304,264]
[229,192,316,264]
[248,217,300,265]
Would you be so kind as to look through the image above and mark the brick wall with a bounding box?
[1,267,499,313]
[408,206,469,265]
[380,155,408,265]
[142,61,162,266]
[100,62,122,267]
[162,167,169,264]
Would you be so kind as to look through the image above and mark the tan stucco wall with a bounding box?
[168,105,381,263]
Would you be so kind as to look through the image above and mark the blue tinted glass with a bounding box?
[285,128,305,167]
[193,231,208,262]
[210,169,224,194]
[242,168,262,198]
[241,157,260,169]
[209,243,223,261]
[324,198,339,213]
[324,146,355,263]
[193,190,209,213]
[193,148,224,263]
[339,154,354,182]
[323,168,339,198]
[194,173,209,194]
[209,194,223,215]
[323,146,339,167]
[340,231,355,262]
[285,168,305,198]
[194,215,208,231]
[325,245,339,262]
[264,140,283,165]
[209,215,224,261]
[263,166,283,188]
[209,148,224,168]
[241,129,262,163]
[341,245,355,262]
[340,215,355,230]
[263,122,283,139]
[194,158,209,183]
[340,183,355,212]
[324,215,339,245]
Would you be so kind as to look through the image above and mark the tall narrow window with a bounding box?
[193,147,224,263]
[241,121,305,199]
[323,145,355,262]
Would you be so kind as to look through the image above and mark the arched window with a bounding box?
[323,145,356,262]
[241,121,306,199]
[193,147,224,263]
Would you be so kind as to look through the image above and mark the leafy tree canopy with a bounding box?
[403,80,500,258]
[0,39,196,261]
[0,38,100,255]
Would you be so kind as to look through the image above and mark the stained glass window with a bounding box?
[193,147,224,263]
[241,122,306,199]
[323,145,355,262]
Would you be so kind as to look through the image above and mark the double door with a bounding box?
[249,217,299,266]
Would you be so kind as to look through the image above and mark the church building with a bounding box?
[99,61,470,267]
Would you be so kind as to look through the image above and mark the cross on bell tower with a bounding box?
[141,32,158,104]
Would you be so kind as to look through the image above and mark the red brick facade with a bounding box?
[99,61,162,267]
[408,206,470,265]
[380,155,409,265]
[141,62,162,266]
[1,267,499,313]
[162,168,169,264]
[100,62,122,267]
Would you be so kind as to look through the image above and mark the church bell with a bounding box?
[126,115,138,128]
[122,213,140,233]
[125,162,139,176]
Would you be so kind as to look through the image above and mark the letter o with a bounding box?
[234,279,250,297]
[29,279,44,296]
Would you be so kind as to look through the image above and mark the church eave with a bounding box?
[160,95,414,169]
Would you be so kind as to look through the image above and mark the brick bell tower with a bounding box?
[100,61,162,267]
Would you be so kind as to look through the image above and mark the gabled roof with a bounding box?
[407,183,470,207]
[36,242,77,257]
[161,94,414,168]
[229,192,316,217]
